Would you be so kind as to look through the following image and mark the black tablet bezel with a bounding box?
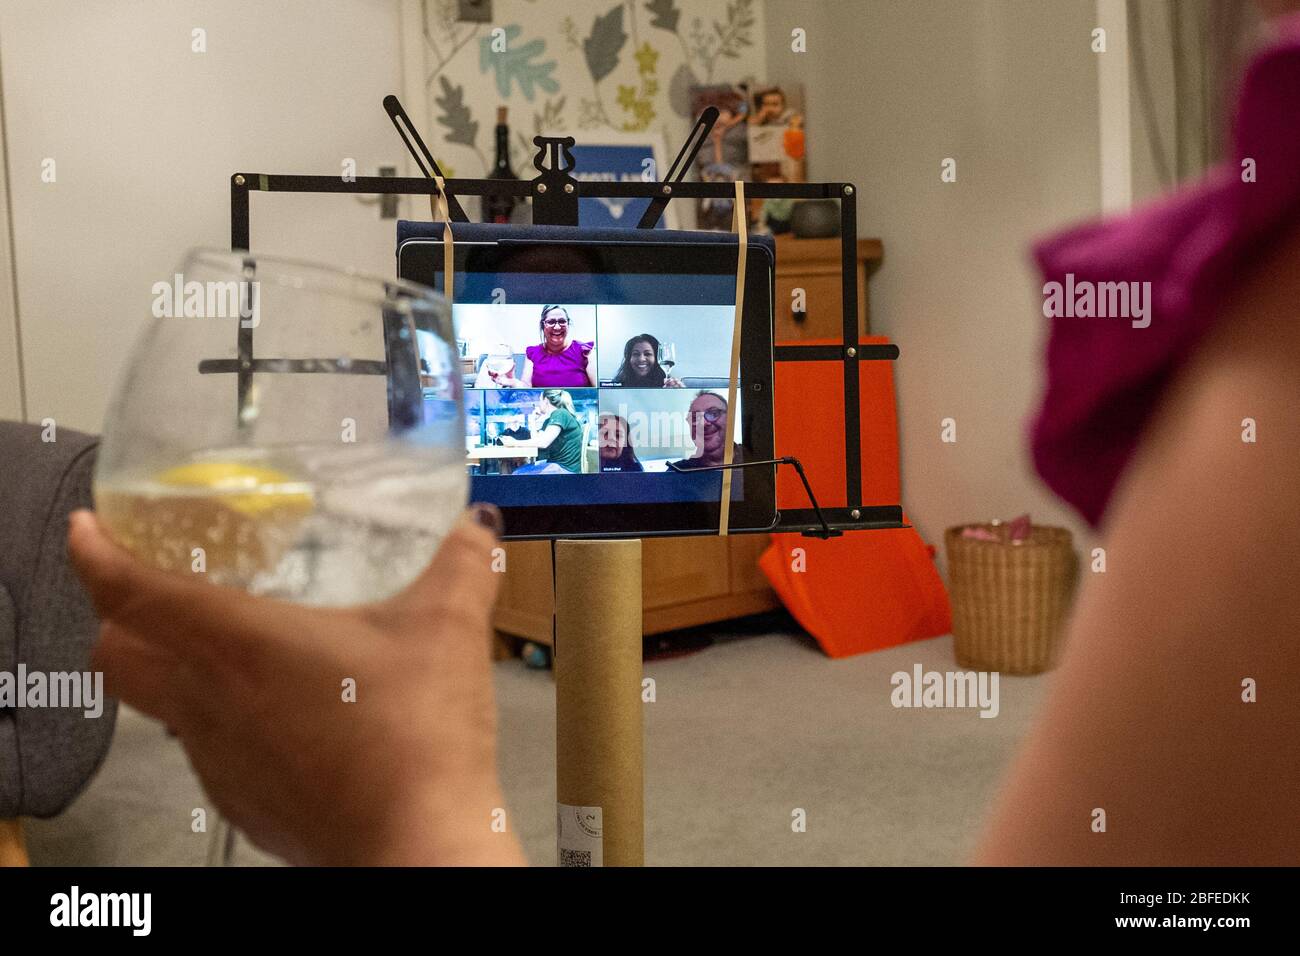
[397,236,777,540]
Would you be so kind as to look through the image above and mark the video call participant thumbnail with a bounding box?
[595,304,735,388]
[597,413,643,472]
[670,391,742,470]
[610,333,683,388]
[490,305,597,388]
[501,388,586,474]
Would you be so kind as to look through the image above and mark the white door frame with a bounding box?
[0,43,27,423]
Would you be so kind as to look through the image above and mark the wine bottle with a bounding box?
[484,106,518,224]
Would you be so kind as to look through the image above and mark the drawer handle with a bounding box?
[791,308,807,324]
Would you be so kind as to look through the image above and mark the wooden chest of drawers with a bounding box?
[772,236,883,342]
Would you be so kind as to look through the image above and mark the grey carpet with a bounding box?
[24,629,1048,866]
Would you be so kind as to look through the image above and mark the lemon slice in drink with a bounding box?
[97,461,315,585]
[156,461,315,517]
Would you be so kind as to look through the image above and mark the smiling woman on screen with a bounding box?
[492,305,597,389]
[612,333,684,388]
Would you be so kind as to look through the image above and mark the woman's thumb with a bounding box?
[67,509,153,619]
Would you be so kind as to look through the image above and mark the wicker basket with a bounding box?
[944,523,1078,675]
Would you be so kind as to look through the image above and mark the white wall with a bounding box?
[0,0,406,433]
[764,0,1102,553]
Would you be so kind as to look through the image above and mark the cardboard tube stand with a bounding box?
[554,538,644,867]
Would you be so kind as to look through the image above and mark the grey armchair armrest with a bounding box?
[0,421,116,818]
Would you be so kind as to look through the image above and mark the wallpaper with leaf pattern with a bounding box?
[412,0,766,179]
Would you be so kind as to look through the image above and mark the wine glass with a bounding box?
[658,342,678,378]
[94,249,467,863]
[483,343,516,385]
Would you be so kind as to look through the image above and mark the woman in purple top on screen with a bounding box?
[492,305,597,388]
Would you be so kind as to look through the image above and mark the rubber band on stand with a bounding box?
[433,174,453,305]
[719,179,747,536]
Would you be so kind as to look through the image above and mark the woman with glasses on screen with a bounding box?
[612,333,684,388]
[490,305,597,388]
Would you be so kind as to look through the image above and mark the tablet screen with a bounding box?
[398,236,776,538]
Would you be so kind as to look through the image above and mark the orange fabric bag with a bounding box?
[762,336,950,657]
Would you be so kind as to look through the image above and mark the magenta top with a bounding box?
[1031,17,1300,527]
[526,339,593,387]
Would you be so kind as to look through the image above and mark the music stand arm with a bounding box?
[666,456,843,539]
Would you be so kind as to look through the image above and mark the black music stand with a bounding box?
[217,98,904,866]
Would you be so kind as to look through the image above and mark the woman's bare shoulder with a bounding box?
[973,223,1300,866]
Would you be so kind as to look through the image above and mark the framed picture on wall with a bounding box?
[568,132,678,230]
[690,82,808,234]
[689,83,750,232]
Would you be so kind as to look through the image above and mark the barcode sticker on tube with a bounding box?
[557,804,603,867]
